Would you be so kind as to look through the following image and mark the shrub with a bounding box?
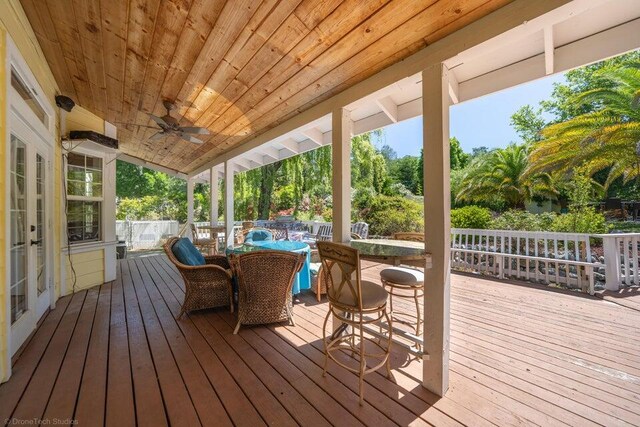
[490,210,556,231]
[361,195,423,236]
[550,207,609,234]
[450,205,492,229]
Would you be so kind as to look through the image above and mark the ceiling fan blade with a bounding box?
[179,126,210,135]
[180,134,204,144]
[147,113,168,127]
[149,131,166,141]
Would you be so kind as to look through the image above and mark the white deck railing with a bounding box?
[599,233,640,289]
[117,219,639,292]
[451,228,601,294]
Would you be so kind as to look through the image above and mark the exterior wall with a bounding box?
[65,250,105,293]
[0,0,60,382]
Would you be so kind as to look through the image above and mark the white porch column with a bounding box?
[422,63,451,397]
[224,161,235,248]
[186,177,195,240]
[210,167,219,226]
[331,108,352,243]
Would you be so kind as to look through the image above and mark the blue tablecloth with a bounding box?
[226,240,312,295]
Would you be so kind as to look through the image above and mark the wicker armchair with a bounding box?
[229,250,305,334]
[164,237,234,319]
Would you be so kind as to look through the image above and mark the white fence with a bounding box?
[116,220,179,250]
[115,220,639,292]
[600,233,640,289]
[451,228,602,294]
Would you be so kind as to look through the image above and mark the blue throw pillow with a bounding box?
[245,229,273,243]
[172,238,205,266]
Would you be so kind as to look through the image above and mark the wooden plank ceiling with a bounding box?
[21,0,512,174]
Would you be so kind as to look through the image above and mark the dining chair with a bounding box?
[190,223,218,254]
[351,222,369,239]
[270,227,289,241]
[164,237,233,319]
[317,241,392,405]
[379,232,424,340]
[229,250,305,334]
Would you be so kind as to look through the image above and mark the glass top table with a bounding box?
[226,240,312,294]
[348,239,431,268]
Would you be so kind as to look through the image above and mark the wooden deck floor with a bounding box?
[2,255,640,427]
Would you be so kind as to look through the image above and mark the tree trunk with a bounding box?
[257,161,283,219]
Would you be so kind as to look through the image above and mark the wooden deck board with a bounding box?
[2,255,640,426]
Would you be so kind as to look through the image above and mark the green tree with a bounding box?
[510,105,546,143]
[449,137,470,169]
[457,144,555,209]
[390,156,420,195]
[528,58,640,190]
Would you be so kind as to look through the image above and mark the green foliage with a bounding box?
[550,207,608,234]
[449,137,470,170]
[510,105,546,143]
[115,160,210,223]
[457,144,555,209]
[360,195,423,236]
[450,206,492,229]
[490,210,557,231]
[528,52,640,191]
[389,155,420,195]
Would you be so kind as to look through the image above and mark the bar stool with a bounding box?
[379,232,424,339]
[318,241,392,405]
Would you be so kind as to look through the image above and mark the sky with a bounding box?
[371,73,567,157]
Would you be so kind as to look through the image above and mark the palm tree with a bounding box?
[456,144,555,209]
[527,63,640,189]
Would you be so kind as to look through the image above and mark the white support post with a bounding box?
[224,161,235,249]
[210,167,219,227]
[331,108,352,243]
[602,235,621,291]
[187,177,195,240]
[422,63,451,397]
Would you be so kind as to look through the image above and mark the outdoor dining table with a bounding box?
[348,238,431,268]
[225,240,312,294]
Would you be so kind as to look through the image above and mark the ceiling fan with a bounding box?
[123,100,210,144]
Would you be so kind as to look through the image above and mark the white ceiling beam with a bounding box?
[301,128,324,146]
[245,152,264,165]
[375,96,398,123]
[458,17,640,103]
[445,0,609,68]
[261,146,280,161]
[277,138,300,155]
[233,158,252,172]
[544,26,554,75]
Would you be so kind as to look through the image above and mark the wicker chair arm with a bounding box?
[178,263,233,281]
[204,255,231,269]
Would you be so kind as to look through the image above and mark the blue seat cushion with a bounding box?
[172,238,205,266]
[245,229,273,243]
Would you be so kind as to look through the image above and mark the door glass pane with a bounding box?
[36,153,46,295]
[10,135,27,323]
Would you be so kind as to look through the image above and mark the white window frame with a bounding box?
[63,145,106,246]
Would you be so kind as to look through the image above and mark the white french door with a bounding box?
[9,122,52,354]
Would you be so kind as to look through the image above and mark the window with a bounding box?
[66,152,102,243]
[11,68,48,128]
